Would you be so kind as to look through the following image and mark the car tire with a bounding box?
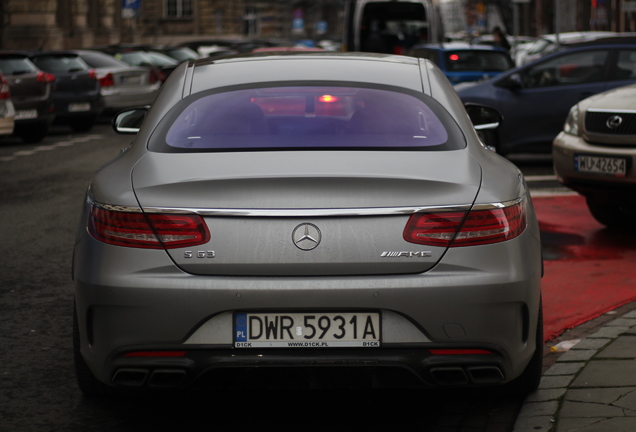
[19,124,48,144]
[586,198,632,229]
[507,300,543,396]
[73,302,112,397]
[69,116,96,133]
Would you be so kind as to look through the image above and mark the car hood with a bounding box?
[131,150,482,276]
[578,83,636,111]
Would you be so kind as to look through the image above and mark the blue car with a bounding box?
[409,42,514,85]
[456,37,636,155]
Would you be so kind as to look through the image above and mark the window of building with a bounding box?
[165,0,193,18]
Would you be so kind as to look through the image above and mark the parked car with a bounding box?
[456,38,636,155]
[519,32,621,66]
[73,52,543,396]
[29,51,102,133]
[0,52,55,143]
[0,72,15,136]
[111,50,179,83]
[553,83,636,228]
[409,42,514,85]
[71,50,161,112]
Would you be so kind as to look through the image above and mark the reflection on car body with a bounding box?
[74,52,543,396]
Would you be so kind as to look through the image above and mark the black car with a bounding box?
[0,52,55,143]
[29,51,103,133]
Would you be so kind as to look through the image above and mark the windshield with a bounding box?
[150,85,465,153]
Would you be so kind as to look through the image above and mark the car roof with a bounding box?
[182,52,427,97]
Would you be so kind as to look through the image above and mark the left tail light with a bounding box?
[37,71,56,83]
[98,73,115,87]
[88,206,210,249]
[403,200,526,247]
[0,76,10,99]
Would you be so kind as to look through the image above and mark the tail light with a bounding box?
[98,73,115,87]
[37,71,56,83]
[0,76,10,99]
[403,200,526,247]
[88,206,210,249]
[88,69,97,80]
[148,68,159,84]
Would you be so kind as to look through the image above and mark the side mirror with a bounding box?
[112,107,149,134]
[465,104,502,152]
[465,104,502,131]
[498,73,523,90]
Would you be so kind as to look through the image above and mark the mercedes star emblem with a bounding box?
[292,223,321,251]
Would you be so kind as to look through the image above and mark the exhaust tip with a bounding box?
[112,368,150,387]
[148,369,187,388]
[466,366,505,384]
[429,367,469,386]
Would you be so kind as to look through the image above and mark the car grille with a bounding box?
[585,111,636,135]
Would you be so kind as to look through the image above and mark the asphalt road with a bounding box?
[0,123,568,431]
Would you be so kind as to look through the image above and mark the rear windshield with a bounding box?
[31,55,89,73]
[150,85,465,153]
[0,57,38,76]
[79,52,129,69]
[445,50,513,72]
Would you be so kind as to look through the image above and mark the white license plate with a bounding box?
[575,154,627,177]
[121,75,142,85]
[234,312,381,348]
[14,109,37,120]
[68,102,90,112]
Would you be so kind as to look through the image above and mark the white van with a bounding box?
[343,0,445,54]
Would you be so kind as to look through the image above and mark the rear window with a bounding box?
[79,52,129,69]
[31,55,89,73]
[150,85,465,152]
[0,57,38,76]
[445,50,513,72]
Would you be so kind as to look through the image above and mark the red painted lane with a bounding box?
[533,195,636,341]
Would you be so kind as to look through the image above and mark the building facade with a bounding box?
[1,0,344,50]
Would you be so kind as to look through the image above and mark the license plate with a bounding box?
[121,75,142,85]
[68,102,90,112]
[575,154,627,177]
[234,312,381,348]
[14,109,37,120]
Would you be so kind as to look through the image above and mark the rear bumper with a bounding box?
[73,225,543,389]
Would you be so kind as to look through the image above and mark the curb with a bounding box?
[512,309,636,432]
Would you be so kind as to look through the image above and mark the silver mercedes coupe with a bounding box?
[73,52,543,396]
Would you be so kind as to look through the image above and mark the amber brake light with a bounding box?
[88,206,210,249]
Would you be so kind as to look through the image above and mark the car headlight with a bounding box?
[563,105,580,136]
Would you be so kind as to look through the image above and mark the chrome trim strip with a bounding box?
[93,198,524,217]
[587,108,636,114]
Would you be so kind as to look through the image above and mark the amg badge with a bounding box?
[381,251,432,258]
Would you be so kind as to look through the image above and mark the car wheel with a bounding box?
[19,124,48,144]
[507,301,543,396]
[586,198,632,229]
[73,302,112,397]
[69,116,96,133]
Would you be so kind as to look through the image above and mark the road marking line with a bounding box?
[1,135,105,162]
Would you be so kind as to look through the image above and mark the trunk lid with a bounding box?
[131,150,481,276]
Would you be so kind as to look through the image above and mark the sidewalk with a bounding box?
[513,308,636,432]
